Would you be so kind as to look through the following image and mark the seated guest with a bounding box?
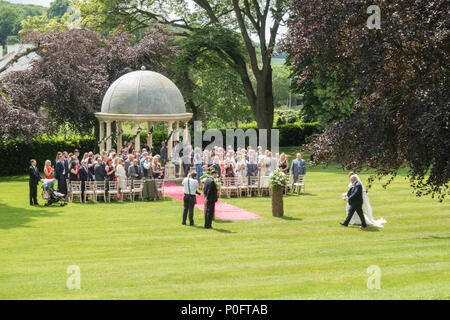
[128,159,142,181]
[43,160,54,179]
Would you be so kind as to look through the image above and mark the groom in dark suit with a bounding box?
[203,170,219,229]
[341,175,367,228]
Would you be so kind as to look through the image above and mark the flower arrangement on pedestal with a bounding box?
[269,169,289,217]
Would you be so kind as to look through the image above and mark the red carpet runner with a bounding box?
[163,182,262,220]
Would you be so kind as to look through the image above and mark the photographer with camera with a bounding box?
[182,172,200,226]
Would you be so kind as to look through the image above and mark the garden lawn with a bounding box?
[0,155,448,299]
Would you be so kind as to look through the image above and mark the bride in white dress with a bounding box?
[344,173,387,228]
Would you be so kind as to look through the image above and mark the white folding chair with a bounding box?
[84,181,96,202]
[95,181,107,202]
[294,175,306,195]
[70,181,82,203]
[108,181,118,202]
[132,179,144,201]
[120,179,133,201]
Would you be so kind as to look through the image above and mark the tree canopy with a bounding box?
[285,0,449,199]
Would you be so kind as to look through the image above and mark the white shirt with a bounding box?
[182,177,198,195]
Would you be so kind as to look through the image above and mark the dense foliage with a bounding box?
[286,0,449,199]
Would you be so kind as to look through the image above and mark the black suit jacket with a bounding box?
[347,181,363,207]
[55,160,65,180]
[128,165,142,180]
[28,166,41,185]
[64,159,69,177]
[203,177,218,203]
[94,163,106,181]
[79,166,92,181]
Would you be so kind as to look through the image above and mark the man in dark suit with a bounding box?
[341,175,367,229]
[55,154,67,196]
[29,159,42,206]
[291,153,307,191]
[203,170,219,229]
[63,151,70,180]
[94,159,106,182]
[79,160,92,202]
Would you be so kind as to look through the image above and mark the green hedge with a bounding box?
[0,136,97,176]
[0,123,322,176]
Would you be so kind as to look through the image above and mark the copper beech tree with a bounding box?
[0,27,174,138]
[285,0,449,199]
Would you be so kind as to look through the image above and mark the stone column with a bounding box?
[183,120,189,143]
[134,122,141,152]
[167,121,173,160]
[175,121,180,142]
[106,120,112,152]
[117,121,123,152]
[99,120,105,152]
[147,121,153,151]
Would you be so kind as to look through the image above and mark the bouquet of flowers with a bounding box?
[200,169,221,189]
[269,169,289,190]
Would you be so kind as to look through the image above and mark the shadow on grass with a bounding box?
[277,216,303,221]
[348,225,380,232]
[191,225,236,234]
[420,235,450,240]
[214,219,233,224]
[0,203,59,230]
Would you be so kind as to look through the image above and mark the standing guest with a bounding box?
[172,140,181,176]
[152,157,163,179]
[105,162,116,182]
[278,153,289,174]
[140,152,148,166]
[246,150,258,182]
[124,155,134,178]
[160,140,168,166]
[142,156,153,178]
[69,161,79,182]
[182,144,193,177]
[94,158,106,182]
[87,156,95,180]
[116,158,127,192]
[291,153,307,191]
[43,160,54,179]
[55,152,62,164]
[194,152,203,181]
[29,159,42,206]
[142,144,151,155]
[63,151,70,180]
[203,170,219,229]
[236,155,247,184]
[211,156,221,178]
[224,160,235,177]
[128,159,142,181]
[74,149,80,163]
[79,160,92,202]
[182,172,199,226]
[341,175,367,229]
[121,149,128,161]
[55,154,67,196]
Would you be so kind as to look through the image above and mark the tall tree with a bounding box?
[285,0,449,199]
[76,0,288,129]
[47,0,71,20]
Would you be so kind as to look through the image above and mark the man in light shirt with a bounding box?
[182,172,199,226]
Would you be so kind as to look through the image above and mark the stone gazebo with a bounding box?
[95,70,192,161]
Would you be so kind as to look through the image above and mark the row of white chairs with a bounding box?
[217,174,306,198]
[66,179,164,203]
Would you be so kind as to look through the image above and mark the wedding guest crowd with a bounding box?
[34,139,307,202]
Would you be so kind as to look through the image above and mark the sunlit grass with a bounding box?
[0,149,448,299]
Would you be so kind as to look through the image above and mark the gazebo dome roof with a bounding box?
[101,70,186,115]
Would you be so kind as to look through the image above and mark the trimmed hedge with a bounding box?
[0,123,322,176]
[0,136,97,176]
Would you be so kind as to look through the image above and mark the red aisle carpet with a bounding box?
[163,182,262,220]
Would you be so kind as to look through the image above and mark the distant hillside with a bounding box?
[0,0,47,47]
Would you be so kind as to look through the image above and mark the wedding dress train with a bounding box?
[347,175,387,228]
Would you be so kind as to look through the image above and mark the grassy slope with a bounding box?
[0,148,448,299]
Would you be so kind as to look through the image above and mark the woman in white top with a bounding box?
[116,158,127,190]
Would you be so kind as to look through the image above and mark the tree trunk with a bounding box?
[254,66,275,130]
